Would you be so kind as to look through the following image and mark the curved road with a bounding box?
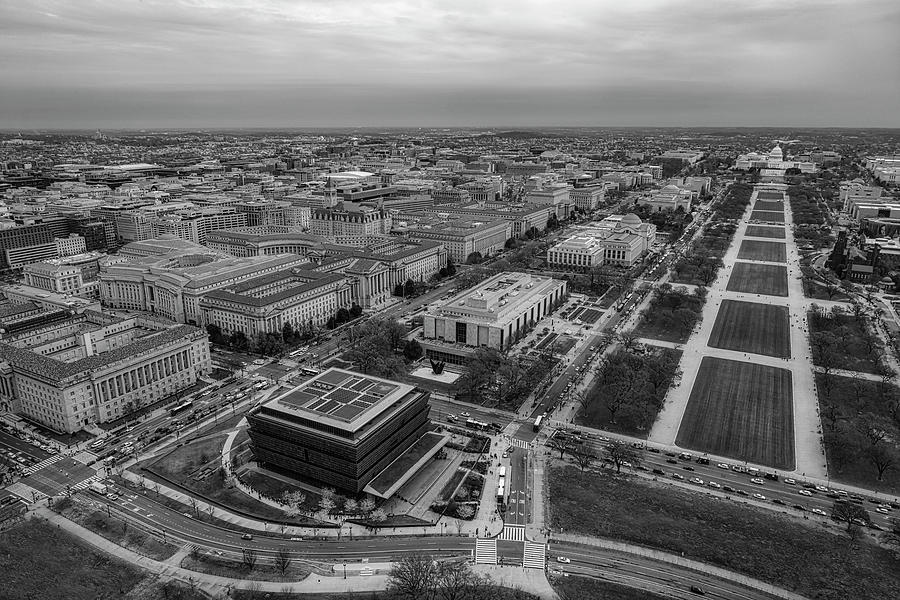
[550,542,786,600]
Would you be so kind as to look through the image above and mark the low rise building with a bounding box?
[405,218,510,263]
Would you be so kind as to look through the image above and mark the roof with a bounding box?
[262,368,417,433]
[0,320,202,383]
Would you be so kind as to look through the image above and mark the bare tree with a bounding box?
[188,496,200,517]
[241,547,258,571]
[832,500,872,533]
[244,581,262,599]
[616,331,639,352]
[387,554,439,599]
[274,547,292,577]
[572,451,597,473]
[605,440,640,474]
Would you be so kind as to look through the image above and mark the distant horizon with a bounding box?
[2,1,898,130]
[3,125,900,134]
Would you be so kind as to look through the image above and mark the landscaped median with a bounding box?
[548,464,900,600]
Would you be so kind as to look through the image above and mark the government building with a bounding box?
[247,368,446,496]
[421,271,567,363]
[0,312,210,433]
[547,214,656,270]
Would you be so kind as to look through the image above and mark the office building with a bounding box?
[247,368,445,495]
[405,218,510,262]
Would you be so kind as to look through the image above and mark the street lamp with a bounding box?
[343,563,347,579]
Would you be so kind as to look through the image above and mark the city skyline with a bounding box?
[2,0,899,129]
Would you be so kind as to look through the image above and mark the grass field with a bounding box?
[744,225,786,239]
[676,357,794,469]
[726,262,789,297]
[737,239,787,263]
[750,210,786,223]
[754,200,785,211]
[756,191,784,201]
[548,465,900,600]
[0,519,145,600]
[708,300,791,357]
[554,576,669,600]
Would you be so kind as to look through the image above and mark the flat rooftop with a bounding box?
[265,368,415,432]
[430,271,563,325]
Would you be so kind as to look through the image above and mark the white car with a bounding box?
[460,412,470,418]
[783,478,796,485]
[708,481,721,489]
[798,489,813,497]
[752,493,766,501]
[750,478,764,485]
[689,477,704,485]
[717,463,730,470]
[557,556,571,564]
[876,508,889,514]
[814,485,829,492]
[811,508,827,516]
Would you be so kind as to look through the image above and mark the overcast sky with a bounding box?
[1,0,898,129]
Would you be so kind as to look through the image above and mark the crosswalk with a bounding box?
[475,538,498,564]
[6,482,44,502]
[70,474,102,492]
[508,438,530,449]
[498,524,526,541]
[21,453,63,476]
[523,541,546,569]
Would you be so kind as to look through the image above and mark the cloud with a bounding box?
[0,0,897,127]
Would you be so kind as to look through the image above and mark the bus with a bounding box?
[497,478,506,504]
[300,367,320,376]
[169,400,193,417]
[533,415,544,432]
[465,418,489,431]
[498,466,506,479]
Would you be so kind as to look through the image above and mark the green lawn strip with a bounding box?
[180,552,313,583]
[548,465,900,600]
[553,576,670,600]
[707,300,791,358]
[737,239,787,263]
[676,357,794,469]
[725,262,789,297]
[53,496,177,561]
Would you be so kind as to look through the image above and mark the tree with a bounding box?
[370,508,387,523]
[548,439,571,459]
[403,339,424,361]
[572,450,596,473]
[466,251,483,265]
[318,495,336,516]
[344,498,358,514]
[281,321,294,343]
[241,547,258,571]
[864,439,899,481]
[206,323,225,345]
[282,490,307,519]
[832,500,872,533]
[335,307,351,325]
[445,258,456,276]
[616,331,639,352]
[359,498,376,516]
[274,547,292,577]
[456,504,475,520]
[229,331,250,352]
[349,303,363,319]
[387,554,439,600]
[605,440,640,474]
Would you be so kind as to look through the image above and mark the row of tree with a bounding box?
[636,283,706,341]
[343,316,423,378]
[454,347,555,411]
[577,346,681,435]
[387,554,537,600]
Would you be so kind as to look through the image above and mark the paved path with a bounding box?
[649,186,828,477]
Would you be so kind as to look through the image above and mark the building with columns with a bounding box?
[0,312,210,433]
